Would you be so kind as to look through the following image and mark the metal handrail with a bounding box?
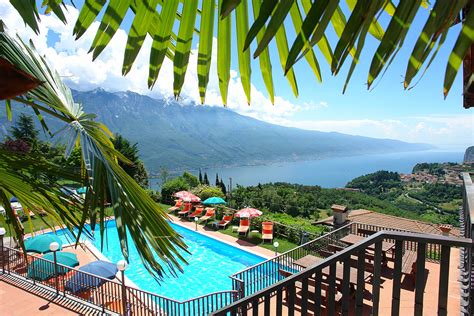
[0,245,238,315]
[230,222,353,278]
[228,222,353,297]
[212,231,473,315]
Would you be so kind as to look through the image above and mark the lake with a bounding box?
[150,151,464,189]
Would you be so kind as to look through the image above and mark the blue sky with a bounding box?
[1,1,472,148]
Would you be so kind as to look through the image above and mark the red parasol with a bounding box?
[173,191,201,203]
[235,207,263,218]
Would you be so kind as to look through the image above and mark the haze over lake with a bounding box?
[150,150,463,189]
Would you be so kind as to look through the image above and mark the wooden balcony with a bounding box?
[212,231,472,316]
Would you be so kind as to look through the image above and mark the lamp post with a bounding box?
[273,241,279,257]
[49,241,60,295]
[117,260,128,315]
[0,227,5,274]
[194,216,199,231]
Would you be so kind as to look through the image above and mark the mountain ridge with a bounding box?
[1,89,434,172]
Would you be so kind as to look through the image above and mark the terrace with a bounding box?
[0,173,473,315]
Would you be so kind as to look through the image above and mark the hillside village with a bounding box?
[400,162,473,186]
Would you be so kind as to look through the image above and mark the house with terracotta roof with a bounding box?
[313,206,460,237]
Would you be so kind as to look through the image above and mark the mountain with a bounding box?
[1,89,433,173]
[464,146,474,163]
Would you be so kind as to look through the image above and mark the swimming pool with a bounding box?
[54,220,265,300]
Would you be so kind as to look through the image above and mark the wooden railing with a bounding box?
[350,222,442,262]
[230,222,353,297]
[460,172,474,315]
[0,246,238,315]
[213,231,473,316]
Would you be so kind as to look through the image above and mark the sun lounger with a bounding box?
[200,208,215,222]
[168,200,183,212]
[261,221,274,243]
[217,215,233,229]
[188,207,204,219]
[237,219,250,236]
[177,203,192,216]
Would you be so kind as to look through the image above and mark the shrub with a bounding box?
[182,171,200,187]
[146,189,161,203]
[192,184,225,200]
[161,177,190,204]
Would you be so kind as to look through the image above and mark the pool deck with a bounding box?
[0,215,275,315]
[167,213,276,259]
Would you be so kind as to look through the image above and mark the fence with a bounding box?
[230,222,353,297]
[214,231,473,316]
[350,222,442,262]
[0,245,238,315]
[460,172,474,315]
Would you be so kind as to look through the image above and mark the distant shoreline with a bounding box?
[148,150,463,189]
[148,148,449,177]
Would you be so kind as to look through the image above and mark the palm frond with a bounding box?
[0,30,188,279]
[9,1,473,103]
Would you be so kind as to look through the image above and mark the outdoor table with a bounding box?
[293,255,370,288]
[211,220,220,230]
[340,234,395,264]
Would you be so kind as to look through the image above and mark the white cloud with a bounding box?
[275,115,473,148]
[1,1,472,148]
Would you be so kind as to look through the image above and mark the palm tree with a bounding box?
[7,1,474,106]
[0,31,187,280]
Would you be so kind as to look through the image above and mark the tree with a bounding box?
[111,134,149,188]
[198,169,203,184]
[203,172,209,185]
[159,166,170,186]
[9,114,39,149]
[161,177,191,204]
[182,171,199,188]
[10,2,474,105]
[219,179,227,196]
[0,31,186,279]
[215,173,219,186]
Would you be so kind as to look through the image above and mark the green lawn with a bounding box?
[439,199,462,212]
[3,207,115,237]
[219,225,298,253]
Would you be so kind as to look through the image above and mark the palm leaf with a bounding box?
[148,0,180,89]
[1,29,188,278]
[444,7,474,97]
[404,0,465,89]
[8,1,474,106]
[122,0,159,76]
[251,0,274,104]
[217,0,232,105]
[173,0,199,98]
[236,0,252,104]
[73,0,107,40]
[368,0,422,88]
[197,0,216,103]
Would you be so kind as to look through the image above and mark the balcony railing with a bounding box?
[230,222,352,298]
[0,245,238,315]
[213,231,473,316]
[461,172,474,315]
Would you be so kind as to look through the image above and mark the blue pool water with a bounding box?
[53,221,264,300]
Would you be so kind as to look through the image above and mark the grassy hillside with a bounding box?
[229,182,447,225]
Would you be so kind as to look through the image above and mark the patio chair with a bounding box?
[261,222,274,243]
[168,200,183,212]
[188,206,204,220]
[217,215,233,229]
[200,208,215,223]
[237,219,250,236]
[177,203,192,217]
